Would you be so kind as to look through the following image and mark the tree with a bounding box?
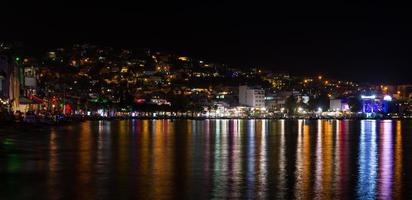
[317,93,330,111]
[169,95,190,112]
[308,93,330,111]
[285,95,297,115]
[348,97,361,112]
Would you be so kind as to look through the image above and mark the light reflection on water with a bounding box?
[0,119,410,199]
[357,120,378,199]
[394,120,402,200]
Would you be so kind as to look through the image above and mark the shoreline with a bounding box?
[2,116,410,127]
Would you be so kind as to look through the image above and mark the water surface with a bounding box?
[1,119,412,199]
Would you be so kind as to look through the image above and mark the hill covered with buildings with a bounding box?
[1,42,412,121]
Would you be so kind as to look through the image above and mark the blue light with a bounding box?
[357,120,377,199]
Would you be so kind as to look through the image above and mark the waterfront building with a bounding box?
[19,64,41,112]
[265,95,287,112]
[360,94,394,117]
[330,98,350,111]
[239,85,265,108]
[0,55,20,111]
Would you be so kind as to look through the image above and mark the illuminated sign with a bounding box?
[361,95,376,99]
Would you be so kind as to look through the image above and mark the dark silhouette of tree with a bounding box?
[169,95,190,112]
[348,97,361,112]
[285,95,297,115]
[308,93,330,111]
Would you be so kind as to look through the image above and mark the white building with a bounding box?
[239,85,265,108]
[330,99,350,111]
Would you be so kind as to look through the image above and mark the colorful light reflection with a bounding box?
[357,120,378,199]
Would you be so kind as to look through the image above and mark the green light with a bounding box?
[15,57,20,61]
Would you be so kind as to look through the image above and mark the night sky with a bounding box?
[1,2,411,83]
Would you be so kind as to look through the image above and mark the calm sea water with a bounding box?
[1,119,412,199]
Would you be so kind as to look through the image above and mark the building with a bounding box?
[360,94,393,117]
[265,91,292,112]
[239,85,265,108]
[265,73,291,90]
[330,99,350,111]
[394,85,412,100]
[0,55,20,111]
[265,96,286,112]
[19,65,41,112]
[0,56,9,97]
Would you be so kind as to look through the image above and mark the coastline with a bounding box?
[2,115,409,127]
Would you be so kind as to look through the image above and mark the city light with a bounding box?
[178,56,188,61]
[361,95,376,99]
[1,42,412,121]
[383,95,392,101]
[2,5,412,200]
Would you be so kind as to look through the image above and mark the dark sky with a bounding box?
[1,1,412,83]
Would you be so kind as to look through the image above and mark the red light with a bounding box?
[134,98,145,104]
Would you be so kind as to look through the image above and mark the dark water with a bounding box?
[1,119,412,199]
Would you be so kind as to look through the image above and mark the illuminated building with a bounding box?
[0,56,8,96]
[329,99,350,111]
[19,65,41,112]
[239,85,265,108]
[0,55,20,111]
[264,73,290,90]
[360,94,393,117]
[361,95,379,116]
[265,93,290,112]
[394,84,412,99]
